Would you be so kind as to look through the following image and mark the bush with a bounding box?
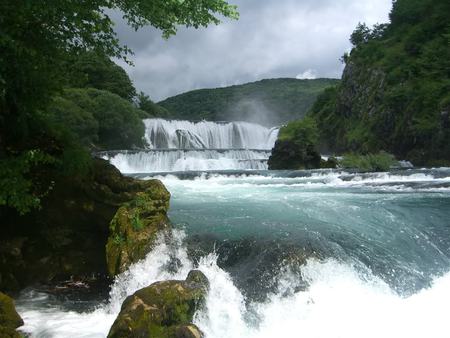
[340,152,396,172]
[278,117,319,146]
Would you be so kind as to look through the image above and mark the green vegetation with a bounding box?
[49,88,146,149]
[309,0,450,165]
[340,152,397,172]
[0,0,238,214]
[136,92,170,118]
[66,52,137,101]
[268,117,321,170]
[278,117,319,146]
[159,78,339,124]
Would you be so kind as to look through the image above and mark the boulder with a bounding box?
[268,139,321,170]
[108,270,208,338]
[0,158,170,291]
[105,179,171,276]
[0,292,23,337]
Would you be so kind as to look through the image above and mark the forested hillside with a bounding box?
[159,78,339,125]
[309,0,450,165]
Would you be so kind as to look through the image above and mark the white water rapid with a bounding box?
[100,119,279,173]
[15,169,450,338]
[16,228,450,338]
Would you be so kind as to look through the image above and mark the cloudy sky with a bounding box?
[113,0,392,101]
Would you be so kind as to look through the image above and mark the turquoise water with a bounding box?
[159,170,450,297]
[16,168,450,338]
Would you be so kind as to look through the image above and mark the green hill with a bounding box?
[158,78,339,125]
[309,0,450,165]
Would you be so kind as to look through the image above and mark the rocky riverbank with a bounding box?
[0,158,170,292]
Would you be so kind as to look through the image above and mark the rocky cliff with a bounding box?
[309,0,450,165]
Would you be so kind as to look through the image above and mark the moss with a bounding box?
[108,270,208,338]
[105,179,171,277]
[0,158,171,292]
[0,292,23,337]
[0,326,22,338]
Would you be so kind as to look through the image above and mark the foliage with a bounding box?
[278,117,319,147]
[66,52,137,101]
[309,0,450,165]
[47,96,99,147]
[159,78,339,125]
[350,23,371,47]
[268,117,321,170]
[0,0,238,213]
[52,88,146,149]
[132,213,144,231]
[340,152,396,172]
[137,92,169,118]
[0,150,55,214]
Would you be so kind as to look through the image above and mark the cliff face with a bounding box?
[0,159,170,292]
[310,0,450,165]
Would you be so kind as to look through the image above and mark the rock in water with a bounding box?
[105,179,171,277]
[108,270,208,338]
[0,292,23,337]
[268,139,321,170]
[0,158,171,291]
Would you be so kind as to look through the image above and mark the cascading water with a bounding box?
[15,169,450,338]
[100,118,279,173]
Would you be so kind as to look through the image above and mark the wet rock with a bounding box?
[105,179,171,276]
[108,270,208,338]
[174,324,204,338]
[0,292,23,337]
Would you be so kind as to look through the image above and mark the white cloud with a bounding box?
[112,0,392,101]
[296,69,317,80]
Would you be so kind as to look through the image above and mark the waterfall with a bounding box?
[101,119,279,173]
[144,119,278,150]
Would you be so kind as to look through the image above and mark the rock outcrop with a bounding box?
[0,292,23,337]
[0,158,170,291]
[105,179,171,277]
[268,140,321,170]
[108,270,209,338]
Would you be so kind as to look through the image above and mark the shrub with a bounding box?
[340,152,397,172]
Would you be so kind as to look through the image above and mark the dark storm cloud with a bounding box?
[112,0,392,101]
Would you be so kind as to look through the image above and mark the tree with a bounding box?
[1,0,238,144]
[136,92,169,118]
[350,23,371,47]
[67,52,137,101]
[0,0,238,213]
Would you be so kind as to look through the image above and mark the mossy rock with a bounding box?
[108,270,208,338]
[105,179,171,276]
[0,326,22,338]
[0,158,172,292]
[0,292,23,336]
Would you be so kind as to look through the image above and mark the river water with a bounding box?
[15,119,450,338]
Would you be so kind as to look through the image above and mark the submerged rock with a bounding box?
[108,270,208,338]
[105,179,171,276]
[0,292,23,337]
